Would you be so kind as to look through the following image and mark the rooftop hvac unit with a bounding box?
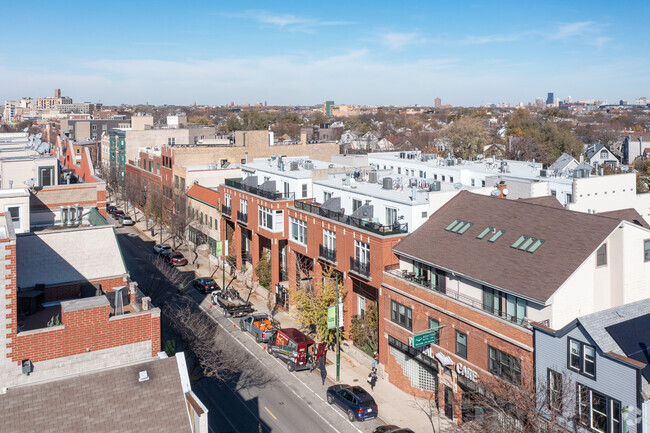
[368,171,378,183]
[409,178,418,187]
[304,160,314,170]
[290,161,299,171]
[382,177,393,190]
[430,180,441,191]
[540,169,547,177]
[448,159,455,166]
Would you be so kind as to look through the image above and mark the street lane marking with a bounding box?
[198,303,345,433]
[264,407,277,420]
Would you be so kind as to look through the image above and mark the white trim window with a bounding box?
[290,217,307,244]
[224,193,231,208]
[323,229,336,251]
[240,199,248,215]
[355,240,369,264]
[5,205,21,232]
[259,206,273,230]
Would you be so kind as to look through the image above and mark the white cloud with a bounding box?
[458,34,519,45]
[550,21,596,40]
[379,32,426,50]
[228,10,351,32]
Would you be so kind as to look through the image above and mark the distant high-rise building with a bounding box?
[54,88,61,98]
[566,95,572,103]
[323,100,334,116]
[635,97,649,106]
[535,97,544,107]
[434,97,441,108]
[546,92,554,105]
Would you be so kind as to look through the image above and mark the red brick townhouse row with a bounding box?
[1,216,161,387]
[379,191,650,426]
[286,198,406,331]
[219,176,294,289]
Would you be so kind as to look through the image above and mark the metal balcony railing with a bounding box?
[350,257,371,277]
[294,199,407,236]
[225,178,295,201]
[384,267,527,327]
[221,204,231,216]
[318,244,337,263]
[237,211,248,224]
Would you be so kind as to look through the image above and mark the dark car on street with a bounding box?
[373,426,414,433]
[113,210,125,218]
[168,251,187,266]
[326,384,378,422]
[153,243,172,255]
[107,205,117,215]
[192,277,219,294]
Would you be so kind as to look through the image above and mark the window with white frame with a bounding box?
[168,137,175,145]
[323,191,332,202]
[385,207,397,225]
[240,199,248,215]
[259,206,273,230]
[224,193,231,208]
[323,229,336,251]
[568,338,596,378]
[644,239,650,262]
[547,370,563,413]
[358,295,366,319]
[576,384,621,433]
[352,199,362,213]
[6,206,21,231]
[290,217,307,244]
[596,244,607,266]
[355,240,369,264]
[302,183,308,198]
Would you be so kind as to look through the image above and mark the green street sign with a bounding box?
[412,330,436,348]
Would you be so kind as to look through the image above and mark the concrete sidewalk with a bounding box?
[122,213,449,433]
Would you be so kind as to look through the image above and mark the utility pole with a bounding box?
[336,279,340,382]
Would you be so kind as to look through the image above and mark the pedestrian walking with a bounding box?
[368,368,378,391]
[319,355,327,386]
[371,352,379,370]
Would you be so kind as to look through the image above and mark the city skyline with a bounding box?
[1,0,648,106]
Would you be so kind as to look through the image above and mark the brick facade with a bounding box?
[380,272,534,423]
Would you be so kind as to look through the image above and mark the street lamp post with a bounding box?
[336,279,340,382]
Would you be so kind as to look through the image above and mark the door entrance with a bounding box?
[444,386,454,420]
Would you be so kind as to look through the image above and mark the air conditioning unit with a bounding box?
[368,172,378,183]
[383,177,393,190]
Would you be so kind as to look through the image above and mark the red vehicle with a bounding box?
[168,251,188,266]
[267,328,326,372]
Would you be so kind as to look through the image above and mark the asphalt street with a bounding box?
[114,224,385,433]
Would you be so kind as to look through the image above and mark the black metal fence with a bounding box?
[225,178,295,201]
[294,200,407,236]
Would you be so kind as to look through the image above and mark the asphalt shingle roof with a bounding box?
[187,184,220,208]
[0,356,192,433]
[393,191,623,303]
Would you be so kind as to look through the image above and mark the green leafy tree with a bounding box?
[445,116,489,159]
[294,267,345,347]
[350,301,378,356]
[254,250,272,290]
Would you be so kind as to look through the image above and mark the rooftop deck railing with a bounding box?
[294,199,408,236]
[225,178,295,201]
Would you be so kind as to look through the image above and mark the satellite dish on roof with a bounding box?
[453,182,462,189]
[24,178,36,189]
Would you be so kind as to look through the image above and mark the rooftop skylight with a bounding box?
[476,226,492,239]
[488,229,504,242]
[511,235,545,253]
[445,220,473,234]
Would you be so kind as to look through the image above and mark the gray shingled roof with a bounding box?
[393,191,623,303]
[585,143,606,160]
[578,298,650,393]
[0,356,192,433]
[548,152,577,172]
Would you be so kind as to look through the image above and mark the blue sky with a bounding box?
[1,0,648,106]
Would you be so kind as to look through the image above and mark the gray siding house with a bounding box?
[533,299,650,433]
